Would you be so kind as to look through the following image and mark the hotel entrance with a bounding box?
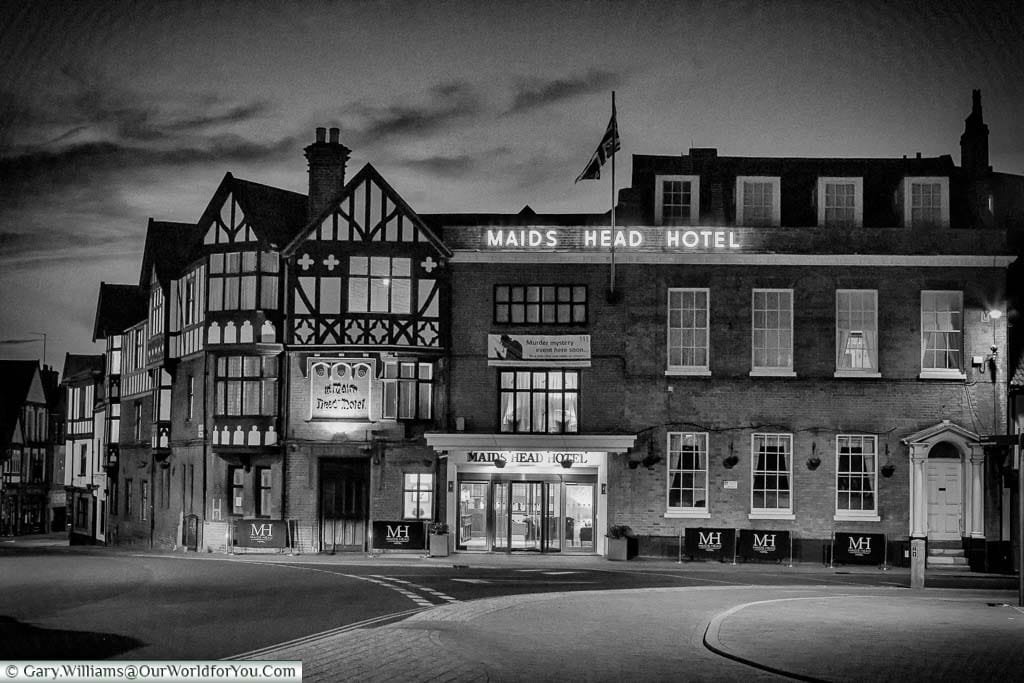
[457,475,596,553]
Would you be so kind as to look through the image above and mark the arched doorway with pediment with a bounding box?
[903,421,987,569]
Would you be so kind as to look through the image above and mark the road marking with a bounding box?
[226,607,428,660]
[366,574,459,605]
[452,578,492,584]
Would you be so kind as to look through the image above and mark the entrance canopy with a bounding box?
[424,433,637,453]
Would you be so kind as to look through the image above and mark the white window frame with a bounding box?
[817,177,863,228]
[920,290,964,379]
[903,177,950,228]
[749,433,794,519]
[750,289,795,377]
[665,432,710,519]
[835,289,880,378]
[655,175,700,226]
[834,434,880,522]
[666,288,710,376]
[736,176,781,227]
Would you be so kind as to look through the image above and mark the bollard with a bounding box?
[910,538,926,588]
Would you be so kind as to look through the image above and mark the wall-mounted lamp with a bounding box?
[493,458,506,469]
[982,309,1003,323]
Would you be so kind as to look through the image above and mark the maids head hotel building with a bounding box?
[61,91,1024,572]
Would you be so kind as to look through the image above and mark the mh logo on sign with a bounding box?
[249,523,274,544]
[699,531,722,551]
[848,536,872,556]
[387,525,411,541]
[753,533,777,552]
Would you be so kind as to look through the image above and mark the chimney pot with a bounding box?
[315,127,326,143]
[329,127,340,144]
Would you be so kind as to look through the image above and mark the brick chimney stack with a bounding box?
[304,126,351,220]
[959,89,990,178]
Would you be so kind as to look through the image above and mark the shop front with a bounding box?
[425,434,635,556]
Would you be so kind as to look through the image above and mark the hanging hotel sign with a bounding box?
[480,227,742,251]
[464,451,593,466]
[309,359,374,420]
[487,334,591,367]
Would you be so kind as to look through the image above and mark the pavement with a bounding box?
[6,534,1024,681]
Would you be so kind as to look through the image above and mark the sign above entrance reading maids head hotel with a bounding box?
[487,334,590,367]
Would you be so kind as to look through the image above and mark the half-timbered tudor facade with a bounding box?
[424,91,1021,570]
[280,150,451,553]
[93,282,148,545]
[0,361,57,536]
[60,354,105,544]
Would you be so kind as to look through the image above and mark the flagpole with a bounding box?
[609,91,617,297]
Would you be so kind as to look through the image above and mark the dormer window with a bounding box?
[655,175,700,225]
[736,177,781,227]
[903,177,949,228]
[817,178,863,228]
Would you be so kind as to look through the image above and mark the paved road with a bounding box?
[3,538,1021,681]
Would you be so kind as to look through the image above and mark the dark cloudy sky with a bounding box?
[2,0,1022,369]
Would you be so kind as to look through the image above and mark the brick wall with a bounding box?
[448,258,1006,559]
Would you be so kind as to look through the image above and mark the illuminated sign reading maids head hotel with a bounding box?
[485,228,741,250]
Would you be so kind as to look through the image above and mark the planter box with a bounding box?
[606,536,639,561]
[429,533,450,557]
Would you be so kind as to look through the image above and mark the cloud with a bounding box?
[399,153,478,178]
[506,69,622,114]
[343,81,484,143]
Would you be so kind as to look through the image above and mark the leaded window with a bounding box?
[494,285,587,324]
[499,370,579,434]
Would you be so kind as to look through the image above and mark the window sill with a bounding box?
[664,510,711,519]
[833,513,881,522]
[748,511,795,520]
[749,370,796,378]
[918,370,965,380]
[834,371,881,379]
[665,368,711,377]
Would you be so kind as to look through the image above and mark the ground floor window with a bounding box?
[229,466,244,515]
[667,432,708,511]
[751,433,792,513]
[256,467,272,517]
[836,435,877,515]
[403,473,433,519]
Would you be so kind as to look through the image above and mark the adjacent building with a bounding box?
[0,361,59,536]
[82,92,1023,570]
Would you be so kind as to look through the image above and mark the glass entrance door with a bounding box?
[564,482,595,551]
[492,480,559,552]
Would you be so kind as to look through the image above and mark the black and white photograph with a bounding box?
[2,1,1024,680]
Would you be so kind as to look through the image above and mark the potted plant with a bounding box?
[428,522,450,557]
[605,524,639,561]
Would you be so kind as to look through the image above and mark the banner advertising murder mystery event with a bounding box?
[684,527,736,561]
[737,529,791,562]
[371,521,427,550]
[487,334,591,366]
[234,519,288,548]
[832,532,886,565]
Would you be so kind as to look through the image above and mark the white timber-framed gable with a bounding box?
[286,164,451,350]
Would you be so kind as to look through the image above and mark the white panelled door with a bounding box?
[925,460,962,540]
